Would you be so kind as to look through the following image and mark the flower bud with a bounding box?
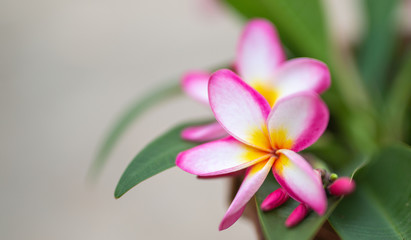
[285,203,309,227]
[328,177,356,196]
[261,188,289,211]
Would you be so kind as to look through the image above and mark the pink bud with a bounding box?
[285,203,309,228]
[328,177,356,196]
[261,188,289,211]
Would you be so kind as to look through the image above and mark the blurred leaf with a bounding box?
[223,0,329,61]
[407,105,411,145]
[88,82,182,180]
[306,132,352,169]
[114,121,204,198]
[338,154,370,178]
[255,174,340,240]
[329,144,411,239]
[358,0,400,101]
[384,50,411,141]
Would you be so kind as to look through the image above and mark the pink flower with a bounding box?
[181,19,330,142]
[177,69,329,230]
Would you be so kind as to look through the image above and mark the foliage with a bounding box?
[114,121,203,198]
[330,145,411,240]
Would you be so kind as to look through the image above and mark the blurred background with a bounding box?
[0,0,261,239]
[2,0,410,239]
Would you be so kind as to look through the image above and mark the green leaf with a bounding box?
[383,50,411,141]
[358,0,400,101]
[329,144,411,239]
[223,0,330,61]
[114,121,204,198]
[88,82,182,180]
[255,174,340,240]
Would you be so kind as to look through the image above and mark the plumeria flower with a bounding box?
[181,19,330,142]
[177,69,329,230]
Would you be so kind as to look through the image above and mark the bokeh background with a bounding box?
[2,0,410,239]
[0,0,260,239]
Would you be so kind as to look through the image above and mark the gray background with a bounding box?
[0,0,259,239]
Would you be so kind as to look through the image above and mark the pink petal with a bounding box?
[261,188,289,211]
[285,203,309,228]
[181,71,210,104]
[219,157,275,230]
[209,69,272,151]
[236,19,286,83]
[328,177,356,196]
[273,149,327,215]
[219,206,246,231]
[267,92,329,152]
[181,122,227,142]
[274,58,331,98]
[176,137,270,176]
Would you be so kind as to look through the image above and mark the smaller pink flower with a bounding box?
[181,19,330,142]
[328,177,356,196]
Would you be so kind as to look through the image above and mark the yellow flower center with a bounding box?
[246,125,293,154]
[250,80,279,107]
[269,128,293,150]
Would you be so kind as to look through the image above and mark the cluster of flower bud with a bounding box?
[261,168,355,227]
